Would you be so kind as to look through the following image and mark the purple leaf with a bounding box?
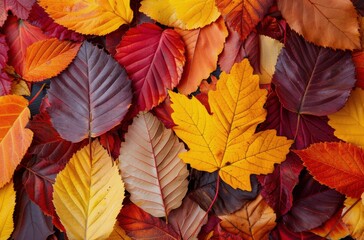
[273,32,355,116]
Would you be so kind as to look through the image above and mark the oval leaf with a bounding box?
[23,38,81,81]
[48,41,132,143]
[295,142,364,198]
[115,23,185,111]
[119,112,188,218]
[328,88,364,147]
[278,0,360,50]
[53,140,125,240]
[273,32,355,116]
[176,17,228,94]
[38,0,133,35]
[0,95,33,188]
[220,195,276,239]
[0,181,16,240]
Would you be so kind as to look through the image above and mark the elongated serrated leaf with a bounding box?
[170,59,293,191]
[38,0,133,35]
[176,17,228,94]
[273,32,355,116]
[278,0,360,50]
[53,140,124,240]
[169,196,207,240]
[216,0,273,40]
[23,38,81,81]
[328,88,364,147]
[0,95,33,188]
[119,112,188,218]
[48,41,132,143]
[0,181,16,240]
[115,23,185,111]
[220,195,276,240]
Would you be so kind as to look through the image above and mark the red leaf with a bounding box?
[218,29,260,74]
[3,16,48,76]
[353,51,364,89]
[257,152,303,216]
[48,41,132,142]
[115,23,185,111]
[0,0,36,27]
[28,3,85,42]
[0,1,6,27]
[282,173,345,232]
[216,0,274,40]
[118,202,180,239]
[152,96,175,129]
[0,71,11,96]
[273,32,356,116]
[257,16,286,41]
[0,34,8,69]
[105,26,129,56]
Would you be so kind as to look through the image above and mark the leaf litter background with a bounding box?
[0,0,364,239]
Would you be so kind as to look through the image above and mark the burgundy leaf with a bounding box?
[353,51,364,89]
[118,202,180,240]
[12,187,54,240]
[115,23,185,111]
[273,32,355,116]
[257,152,303,216]
[105,25,129,56]
[218,28,260,74]
[270,222,324,240]
[0,34,8,68]
[259,90,339,149]
[0,0,35,27]
[257,16,286,41]
[48,41,132,142]
[152,96,175,129]
[0,71,11,95]
[27,3,85,42]
[189,171,259,216]
[282,173,345,232]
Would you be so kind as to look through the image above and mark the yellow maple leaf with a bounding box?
[170,59,293,191]
[328,88,364,147]
[140,0,220,29]
[38,0,133,35]
[0,181,16,240]
[53,140,124,240]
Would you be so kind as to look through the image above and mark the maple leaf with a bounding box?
[170,59,293,191]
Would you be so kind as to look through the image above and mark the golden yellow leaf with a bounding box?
[11,79,30,96]
[343,197,364,240]
[220,195,276,240]
[53,140,124,240]
[258,35,283,84]
[0,95,33,188]
[0,181,16,240]
[38,0,133,35]
[170,59,293,191]
[140,0,220,29]
[328,88,364,147]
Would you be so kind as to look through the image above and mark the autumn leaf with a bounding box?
[278,0,360,50]
[170,59,293,191]
[0,181,16,240]
[176,17,228,94]
[353,52,364,89]
[140,0,220,30]
[115,23,185,111]
[0,95,33,188]
[219,195,276,240]
[11,79,30,96]
[295,142,364,198]
[328,88,364,147]
[0,0,35,27]
[119,112,189,218]
[48,41,132,142]
[216,0,274,40]
[342,197,364,239]
[53,140,124,240]
[38,0,133,35]
[23,38,81,81]
[109,222,131,240]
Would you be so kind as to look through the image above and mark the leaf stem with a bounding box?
[29,83,47,105]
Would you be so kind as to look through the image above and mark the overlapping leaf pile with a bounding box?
[0,0,364,239]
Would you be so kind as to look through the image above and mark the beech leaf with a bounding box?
[53,140,125,240]
[115,23,185,111]
[119,112,189,218]
[278,0,360,50]
[273,32,356,116]
[170,59,293,191]
[38,0,133,35]
[328,88,364,147]
[0,95,33,188]
[48,41,132,143]
[0,181,16,240]
[23,38,81,82]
